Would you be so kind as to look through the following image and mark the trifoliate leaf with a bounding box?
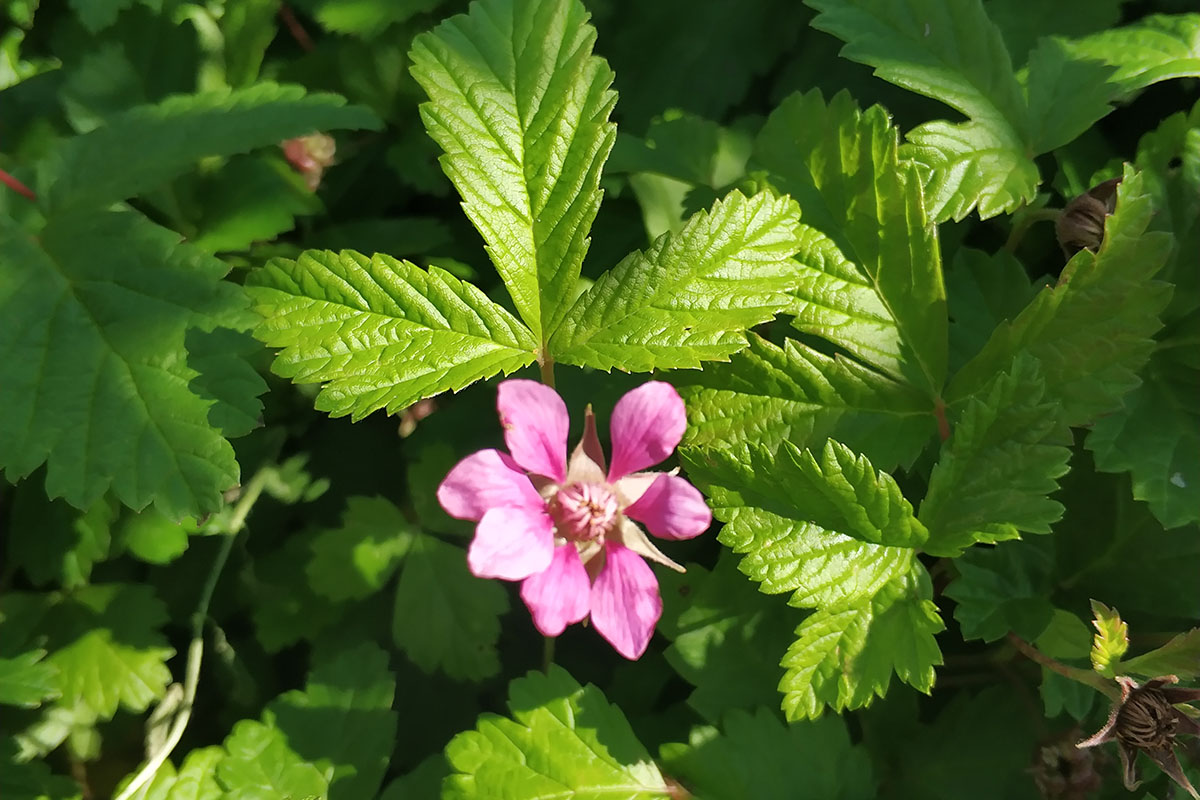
[754,90,946,392]
[947,169,1173,426]
[1060,13,1200,95]
[683,443,918,610]
[658,554,799,723]
[1088,323,1200,529]
[0,210,253,519]
[659,709,875,800]
[945,248,1038,373]
[269,643,398,800]
[779,566,943,721]
[549,190,805,372]
[409,0,616,341]
[944,538,1054,642]
[674,331,935,474]
[920,356,1072,556]
[44,83,380,214]
[392,533,507,681]
[307,496,415,602]
[122,746,224,800]
[248,250,537,420]
[1089,600,1128,678]
[0,651,59,708]
[443,666,669,799]
[7,491,116,588]
[42,584,174,721]
[217,720,327,800]
[1122,628,1200,681]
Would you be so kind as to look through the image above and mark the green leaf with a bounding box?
[269,643,398,800]
[1022,37,1117,154]
[1036,608,1092,661]
[0,738,81,800]
[313,0,445,37]
[754,90,947,392]
[945,248,1037,373]
[250,532,345,652]
[185,327,267,440]
[1060,13,1200,95]
[1089,600,1128,678]
[123,746,224,800]
[443,666,669,799]
[984,0,1125,64]
[7,492,116,587]
[659,709,875,800]
[674,332,936,475]
[221,0,280,87]
[409,0,616,341]
[779,566,943,721]
[0,651,60,708]
[947,169,1173,426]
[1122,628,1200,680]
[307,496,414,602]
[392,533,508,681]
[188,154,321,253]
[683,444,918,610]
[1088,327,1200,529]
[549,190,805,371]
[45,83,380,213]
[248,250,537,420]
[0,210,252,519]
[944,538,1054,642]
[658,554,799,723]
[42,584,174,721]
[217,720,327,800]
[113,509,191,565]
[919,356,1072,556]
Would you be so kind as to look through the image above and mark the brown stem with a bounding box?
[539,353,556,388]
[0,167,36,201]
[278,4,315,52]
[1008,633,1120,700]
[934,396,950,442]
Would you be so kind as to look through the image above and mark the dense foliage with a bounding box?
[1,0,1198,798]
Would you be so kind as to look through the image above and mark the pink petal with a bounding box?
[607,382,687,481]
[438,449,544,521]
[623,473,712,540]
[590,543,662,660]
[468,505,555,580]
[519,545,590,636]
[497,380,569,483]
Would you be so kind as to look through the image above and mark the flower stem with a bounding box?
[1007,633,1120,700]
[539,353,556,388]
[1002,208,1060,253]
[542,635,556,673]
[113,469,269,800]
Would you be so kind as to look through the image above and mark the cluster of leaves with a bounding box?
[1,0,1198,798]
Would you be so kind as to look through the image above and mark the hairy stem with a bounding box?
[113,469,270,800]
[1008,633,1120,700]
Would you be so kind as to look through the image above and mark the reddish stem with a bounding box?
[0,168,36,201]
[279,4,315,52]
[934,396,950,441]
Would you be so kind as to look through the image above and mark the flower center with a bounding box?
[550,482,619,542]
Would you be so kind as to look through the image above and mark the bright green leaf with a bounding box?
[947,169,1173,426]
[409,0,616,341]
[0,211,252,519]
[221,0,280,87]
[674,333,936,474]
[659,709,875,800]
[114,509,191,565]
[1060,13,1200,95]
[443,666,669,799]
[755,90,947,391]
[779,566,943,721]
[550,190,804,371]
[0,651,60,708]
[392,533,508,681]
[920,356,1072,556]
[269,643,398,800]
[683,444,918,610]
[123,746,224,800]
[1089,600,1128,677]
[45,82,380,213]
[217,720,328,800]
[248,250,537,420]
[1122,628,1200,680]
[307,496,415,602]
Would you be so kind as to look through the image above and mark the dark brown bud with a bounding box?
[1056,177,1122,259]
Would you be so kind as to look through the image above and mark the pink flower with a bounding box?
[437,380,712,659]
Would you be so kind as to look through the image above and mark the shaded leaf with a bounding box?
[307,496,415,602]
